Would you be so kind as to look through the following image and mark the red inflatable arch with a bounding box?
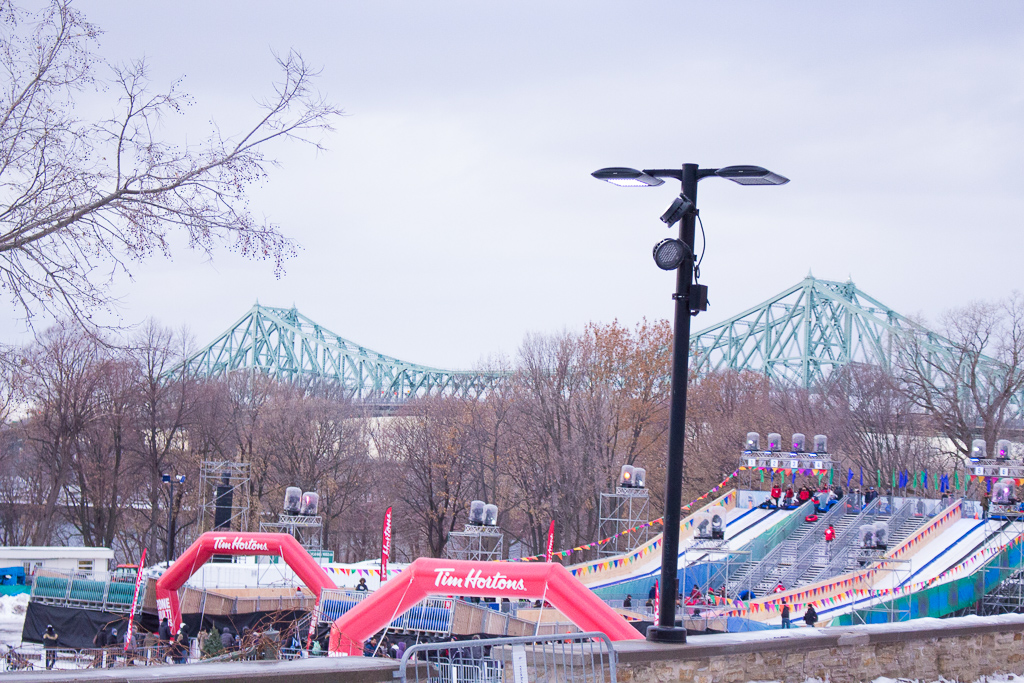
[155,532,337,634]
[328,557,643,655]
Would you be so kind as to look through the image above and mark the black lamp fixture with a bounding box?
[592,160,788,644]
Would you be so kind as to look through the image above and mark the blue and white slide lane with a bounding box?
[585,505,793,592]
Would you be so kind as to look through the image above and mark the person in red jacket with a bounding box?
[771,486,782,508]
[825,524,836,559]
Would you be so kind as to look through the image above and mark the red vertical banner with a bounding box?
[380,506,393,583]
[545,520,555,562]
[124,548,147,652]
[306,595,321,651]
[653,579,660,624]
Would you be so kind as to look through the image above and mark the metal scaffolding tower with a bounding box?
[847,557,914,625]
[599,488,651,557]
[979,514,1024,615]
[198,461,251,535]
[446,525,504,561]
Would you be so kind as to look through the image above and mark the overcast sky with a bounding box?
[7,1,1024,370]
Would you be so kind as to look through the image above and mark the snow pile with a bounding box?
[0,593,28,621]
[0,593,28,646]
[742,675,1024,683]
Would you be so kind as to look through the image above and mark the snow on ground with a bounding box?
[0,593,28,647]
[743,677,1023,683]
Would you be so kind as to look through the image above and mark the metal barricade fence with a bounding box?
[396,632,616,683]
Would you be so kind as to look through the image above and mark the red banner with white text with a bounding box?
[381,506,393,582]
[545,520,555,562]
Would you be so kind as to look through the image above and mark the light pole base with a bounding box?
[646,625,687,643]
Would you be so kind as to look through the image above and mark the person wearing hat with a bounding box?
[107,628,119,667]
[173,623,189,664]
[43,624,59,669]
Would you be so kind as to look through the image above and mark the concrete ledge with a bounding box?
[0,655,398,683]
[614,612,1024,665]
[8,614,1024,683]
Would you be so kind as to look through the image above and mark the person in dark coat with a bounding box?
[623,594,632,608]
[355,578,369,592]
[158,618,172,661]
[220,626,233,650]
[43,624,59,670]
[93,625,108,649]
[172,624,188,664]
[781,602,791,629]
[803,605,818,627]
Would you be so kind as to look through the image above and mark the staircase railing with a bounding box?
[726,500,812,581]
[810,497,884,583]
[729,501,816,597]
[771,495,852,590]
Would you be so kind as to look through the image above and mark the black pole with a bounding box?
[168,480,175,562]
[647,163,699,643]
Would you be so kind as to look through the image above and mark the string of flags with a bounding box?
[515,470,742,565]
[740,464,993,494]
[325,567,403,577]
[564,475,741,576]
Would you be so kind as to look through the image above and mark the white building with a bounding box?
[0,546,115,576]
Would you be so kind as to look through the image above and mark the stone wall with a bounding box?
[8,614,1024,683]
[615,614,1024,683]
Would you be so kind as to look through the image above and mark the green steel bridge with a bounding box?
[690,275,921,387]
[180,277,1017,411]
[690,275,1021,417]
[178,304,500,401]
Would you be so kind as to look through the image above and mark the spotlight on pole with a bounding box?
[652,238,689,270]
[659,194,694,228]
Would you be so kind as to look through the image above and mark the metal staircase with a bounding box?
[727,500,837,598]
[753,497,855,594]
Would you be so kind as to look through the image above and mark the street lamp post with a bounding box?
[593,163,788,643]
[162,473,186,562]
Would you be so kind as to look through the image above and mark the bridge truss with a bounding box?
[178,304,501,401]
[689,276,1021,416]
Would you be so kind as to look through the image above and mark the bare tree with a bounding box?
[0,1,342,320]
[260,384,369,557]
[64,353,140,548]
[19,322,103,544]
[378,397,478,558]
[128,321,197,560]
[896,295,1024,459]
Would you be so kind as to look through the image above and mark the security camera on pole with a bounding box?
[592,163,788,643]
